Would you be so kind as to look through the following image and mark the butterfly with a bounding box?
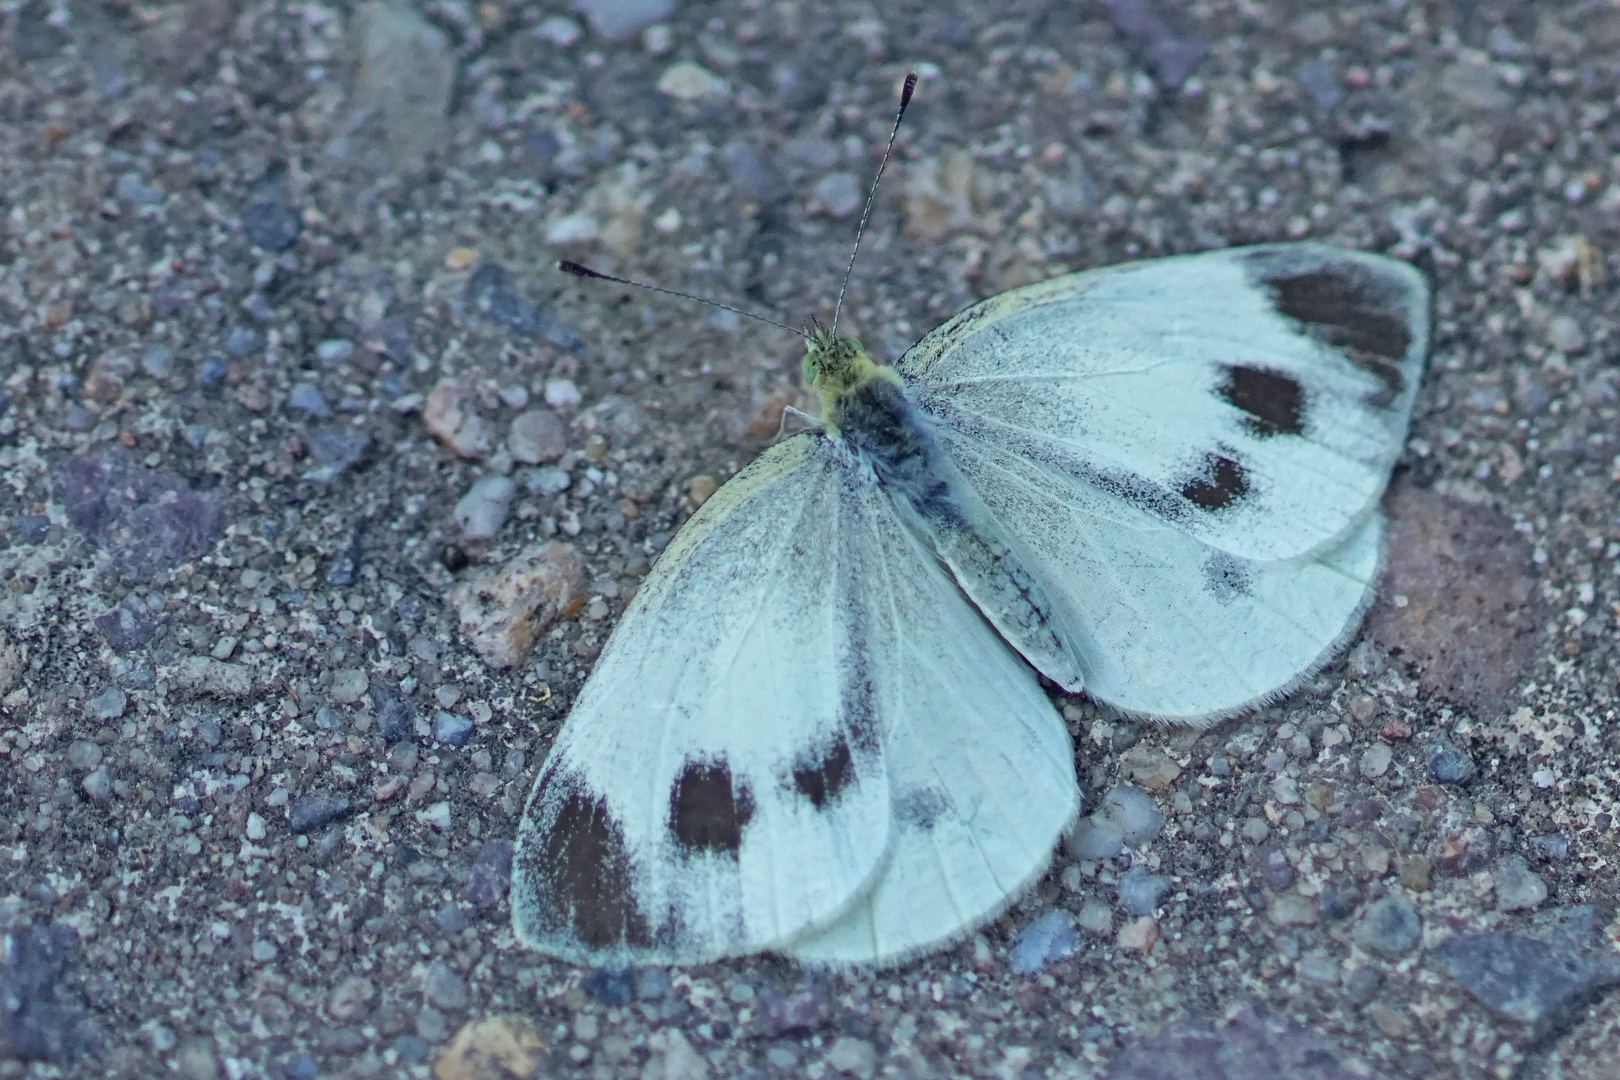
[508,234,1430,968]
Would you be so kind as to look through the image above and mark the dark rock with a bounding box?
[422,960,469,1012]
[1316,876,1360,920]
[287,795,351,833]
[393,1035,430,1063]
[225,325,264,357]
[1352,895,1421,959]
[1100,0,1209,92]
[466,263,583,352]
[324,533,362,586]
[0,924,103,1062]
[370,682,415,743]
[1258,846,1294,891]
[197,356,227,387]
[582,968,635,1006]
[304,428,370,483]
[1433,913,1620,1036]
[95,603,162,650]
[1530,834,1571,862]
[272,1051,319,1080]
[13,1,69,62]
[241,196,302,252]
[753,984,829,1038]
[14,515,49,544]
[634,967,670,1001]
[1343,965,1383,1006]
[434,903,466,936]
[432,712,474,747]
[1102,1001,1376,1079]
[53,451,224,583]
[1426,738,1477,785]
[463,841,512,909]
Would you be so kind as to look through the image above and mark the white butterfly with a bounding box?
[511,241,1429,968]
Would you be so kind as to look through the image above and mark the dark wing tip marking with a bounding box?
[1258,262,1413,406]
[1221,364,1305,437]
[791,735,855,809]
[523,772,653,949]
[1179,452,1249,510]
[670,759,754,854]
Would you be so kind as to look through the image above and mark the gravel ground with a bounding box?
[1,0,1619,1078]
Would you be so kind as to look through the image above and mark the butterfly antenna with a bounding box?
[557,260,803,336]
[831,70,918,338]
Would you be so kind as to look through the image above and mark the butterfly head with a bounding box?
[802,326,894,421]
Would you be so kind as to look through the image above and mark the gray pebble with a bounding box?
[393,1034,430,1063]
[434,902,467,936]
[1065,814,1125,861]
[289,383,330,417]
[1434,919,1620,1032]
[1117,867,1171,915]
[423,960,469,1011]
[634,967,670,1001]
[288,794,351,833]
[454,475,517,540]
[433,712,475,747]
[1008,910,1076,973]
[1426,738,1477,785]
[1343,964,1383,1006]
[313,706,346,732]
[525,465,571,497]
[66,740,103,770]
[315,339,355,364]
[1352,895,1421,959]
[81,766,112,801]
[225,325,264,357]
[140,345,174,379]
[1103,785,1164,846]
[1494,854,1549,912]
[415,1006,448,1042]
[572,0,672,40]
[813,172,862,217]
[84,688,127,721]
[1075,898,1113,935]
[1258,846,1293,890]
[1546,314,1586,353]
[1530,833,1570,861]
[508,410,567,464]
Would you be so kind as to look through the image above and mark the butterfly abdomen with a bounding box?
[833,375,957,522]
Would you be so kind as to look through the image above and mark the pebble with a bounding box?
[140,345,174,378]
[1258,846,1294,890]
[98,603,158,652]
[1117,867,1170,916]
[536,15,582,46]
[1546,314,1586,353]
[1352,895,1421,958]
[813,172,863,217]
[433,711,475,747]
[1121,745,1181,792]
[240,196,302,252]
[1116,915,1159,953]
[525,465,571,497]
[81,767,111,801]
[304,428,370,482]
[1267,893,1319,926]
[572,0,672,40]
[635,967,671,1001]
[251,939,277,962]
[315,338,355,364]
[498,385,529,409]
[1494,854,1549,911]
[1530,833,1571,861]
[448,541,586,669]
[1434,918,1620,1031]
[825,1036,878,1079]
[1359,743,1393,778]
[288,794,351,832]
[425,379,494,459]
[336,0,454,174]
[583,968,635,1005]
[1064,814,1125,860]
[84,687,126,721]
[246,813,267,840]
[1076,898,1113,935]
[225,325,264,357]
[418,801,453,829]
[508,409,568,464]
[423,960,470,1011]
[1103,785,1164,846]
[372,681,416,743]
[1426,738,1477,785]
[464,841,514,909]
[289,382,330,417]
[1007,910,1076,973]
[434,1016,544,1080]
[455,475,517,541]
[658,60,729,101]
[329,667,369,705]
[544,378,582,410]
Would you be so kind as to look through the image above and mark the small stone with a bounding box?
[140,345,174,378]
[1120,745,1181,792]
[288,794,351,832]
[634,967,671,1001]
[425,378,494,459]
[813,172,862,218]
[315,339,355,364]
[81,767,112,801]
[535,15,581,46]
[1065,815,1125,861]
[1104,785,1165,846]
[1398,854,1433,892]
[1241,816,1271,843]
[687,474,718,506]
[1426,738,1477,785]
[1268,893,1319,926]
[543,378,582,410]
[1530,833,1570,861]
[1359,743,1393,778]
[289,382,330,417]
[1258,846,1293,890]
[433,1016,545,1080]
[1434,915,1620,1031]
[327,976,376,1022]
[1117,868,1170,916]
[1007,911,1076,973]
[84,687,127,720]
[572,0,672,41]
[418,801,453,829]
[1352,895,1421,959]
[423,960,470,1012]
[304,428,370,482]
[1546,314,1586,353]
[173,657,254,697]
[241,198,302,252]
[525,466,571,497]
[1117,915,1159,953]
[1076,898,1113,936]
[433,712,475,747]
[246,813,267,840]
[65,736,103,771]
[1494,854,1549,911]
[1365,1002,1412,1040]
[657,60,729,101]
[454,475,518,540]
[508,409,573,466]
[329,668,369,705]
[335,0,455,175]
[825,1036,878,1079]
[252,940,278,962]
[582,968,635,1005]
[449,541,586,669]
[464,841,514,909]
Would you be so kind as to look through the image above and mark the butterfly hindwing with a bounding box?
[512,435,892,966]
[899,243,1429,565]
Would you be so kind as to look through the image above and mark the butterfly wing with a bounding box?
[899,243,1429,565]
[511,435,893,966]
[782,472,1079,966]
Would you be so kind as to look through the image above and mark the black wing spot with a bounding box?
[791,735,854,809]
[1221,364,1305,437]
[670,759,753,854]
[1179,453,1249,510]
[1260,264,1411,405]
[1202,550,1253,602]
[521,772,653,948]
